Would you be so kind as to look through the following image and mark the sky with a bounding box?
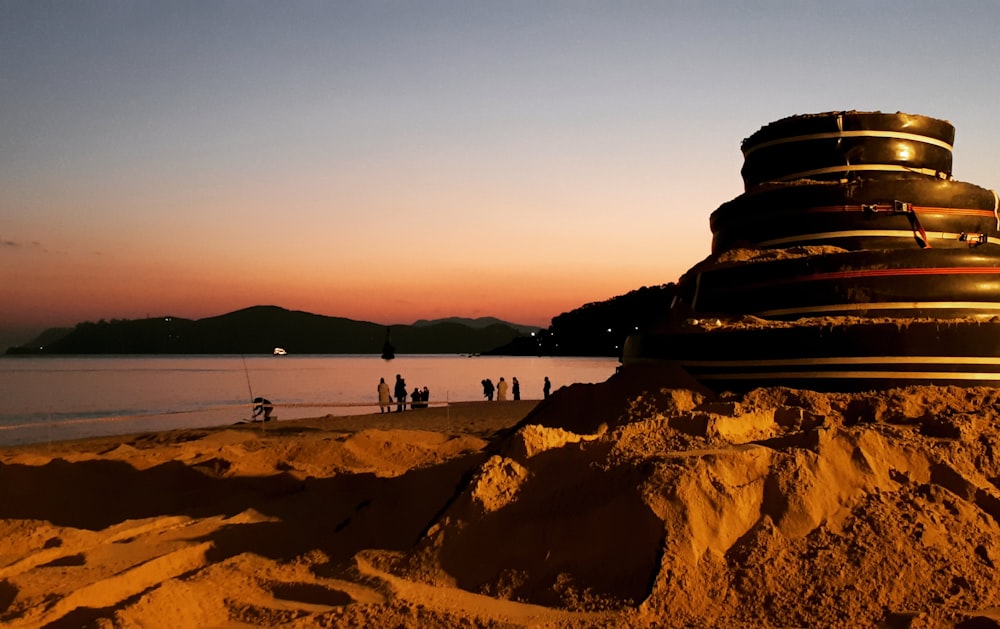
[4,1,1000,348]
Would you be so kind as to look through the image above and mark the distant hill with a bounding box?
[5,306,533,356]
[412,317,541,336]
[485,284,678,357]
[11,327,74,352]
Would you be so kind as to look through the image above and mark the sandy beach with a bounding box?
[4,364,1000,627]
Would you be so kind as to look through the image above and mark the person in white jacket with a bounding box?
[497,377,508,401]
[377,378,392,413]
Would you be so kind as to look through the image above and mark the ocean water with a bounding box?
[0,354,619,446]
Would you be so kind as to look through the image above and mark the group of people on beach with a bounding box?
[253,373,554,421]
[259,376,430,418]
[481,377,513,400]
[377,374,553,412]
[377,374,429,413]
[481,376,550,401]
[256,373,555,421]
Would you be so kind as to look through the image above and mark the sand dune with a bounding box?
[3,368,1000,627]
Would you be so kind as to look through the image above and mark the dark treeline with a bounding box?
[486,283,677,357]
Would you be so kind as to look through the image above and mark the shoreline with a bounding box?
[0,353,618,448]
[0,400,539,455]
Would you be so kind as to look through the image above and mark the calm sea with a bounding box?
[0,354,619,447]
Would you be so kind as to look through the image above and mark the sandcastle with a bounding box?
[624,111,1000,391]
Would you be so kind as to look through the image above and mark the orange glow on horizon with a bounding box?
[1,236,688,335]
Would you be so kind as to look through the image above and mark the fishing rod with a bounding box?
[240,352,263,432]
[240,353,255,403]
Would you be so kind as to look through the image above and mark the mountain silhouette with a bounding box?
[6,284,676,357]
[6,306,537,355]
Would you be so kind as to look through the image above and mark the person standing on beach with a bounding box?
[497,377,508,401]
[543,376,551,398]
[394,374,407,412]
[482,378,495,401]
[512,377,520,400]
[377,378,392,413]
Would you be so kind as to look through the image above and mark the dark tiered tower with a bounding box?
[623,111,1000,392]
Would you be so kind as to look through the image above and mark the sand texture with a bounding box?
[3,366,1000,627]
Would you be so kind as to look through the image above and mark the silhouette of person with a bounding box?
[394,374,407,412]
[482,378,495,401]
[252,397,273,421]
[497,377,508,401]
[422,386,430,407]
[411,386,422,409]
[377,377,392,413]
[543,376,551,399]
[512,377,520,401]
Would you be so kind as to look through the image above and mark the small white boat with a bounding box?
[273,347,287,355]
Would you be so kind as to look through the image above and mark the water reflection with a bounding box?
[0,355,619,446]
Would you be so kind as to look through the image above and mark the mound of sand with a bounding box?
[3,370,1000,627]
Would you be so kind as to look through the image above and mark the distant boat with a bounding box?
[381,328,395,360]
[273,347,287,355]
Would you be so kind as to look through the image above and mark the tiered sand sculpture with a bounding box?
[624,110,1000,391]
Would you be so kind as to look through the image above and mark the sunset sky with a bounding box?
[4,1,1000,348]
